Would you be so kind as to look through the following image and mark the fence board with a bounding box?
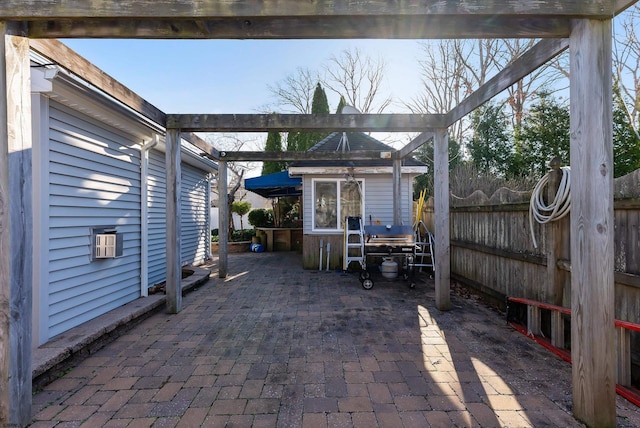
[424,177,640,324]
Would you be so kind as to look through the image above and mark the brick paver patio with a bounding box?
[29,252,639,427]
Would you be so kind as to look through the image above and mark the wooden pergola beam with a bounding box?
[0,0,624,19]
[395,132,434,159]
[181,132,220,161]
[6,0,634,41]
[167,113,446,132]
[23,16,573,40]
[218,150,396,162]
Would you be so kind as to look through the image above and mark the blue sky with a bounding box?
[61,39,425,115]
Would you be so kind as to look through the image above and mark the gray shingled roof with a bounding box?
[291,132,426,167]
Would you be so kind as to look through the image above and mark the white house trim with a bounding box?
[52,67,164,138]
[289,165,427,176]
[311,177,366,233]
[30,92,50,348]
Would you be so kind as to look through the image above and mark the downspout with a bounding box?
[140,134,159,297]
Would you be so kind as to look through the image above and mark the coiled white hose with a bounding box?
[529,166,571,248]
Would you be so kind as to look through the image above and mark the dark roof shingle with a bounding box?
[292,132,425,167]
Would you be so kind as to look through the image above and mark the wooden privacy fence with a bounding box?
[422,167,640,384]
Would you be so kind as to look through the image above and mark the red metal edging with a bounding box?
[507,297,640,407]
[507,296,572,315]
[508,322,571,363]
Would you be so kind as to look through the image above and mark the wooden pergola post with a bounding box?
[0,24,33,427]
[217,160,228,278]
[434,128,450,311]
[165,128,182,313]
[569,18,616,427]
[392,158,402,225]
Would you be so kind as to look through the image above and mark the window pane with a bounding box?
[340,180,363,224]
[315,181,338,229]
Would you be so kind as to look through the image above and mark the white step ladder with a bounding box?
[343,216,365,271]
[412,221,434,272]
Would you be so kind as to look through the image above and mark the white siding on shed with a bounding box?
[302,173,414,234]
[47,101,142,338]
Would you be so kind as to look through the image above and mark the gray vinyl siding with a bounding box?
[302,173,413,234]
[147,150,211,288]
[47,101,141,338]
[147,149,167,287]
[180,163,210,266]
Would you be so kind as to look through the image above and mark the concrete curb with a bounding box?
[32,265,212,389]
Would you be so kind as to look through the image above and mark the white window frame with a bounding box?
[311,178,365,232]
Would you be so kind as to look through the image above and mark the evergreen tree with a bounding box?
[287,83,331,152]
[466,102,513,177]
[413,136,463,197]
[335,95,347,113]
[262,131,285,175]
[613,84,640,177]
[286,131,300,151]
[311,83,330,115]
[517,92,570,177]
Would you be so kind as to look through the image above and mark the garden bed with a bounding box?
[211,241,252,254]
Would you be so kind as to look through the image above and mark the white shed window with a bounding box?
[313,178,364,231]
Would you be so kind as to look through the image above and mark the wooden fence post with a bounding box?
[546,157,567,348]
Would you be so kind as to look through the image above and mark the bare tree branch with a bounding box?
[496,39,566,129]
[322,47,392,113]
[405,40,489,142]
[408,37,568,143]
[614,3,640,138]
[267,67,319,114]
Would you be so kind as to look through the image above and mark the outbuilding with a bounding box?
[288,131,427,269]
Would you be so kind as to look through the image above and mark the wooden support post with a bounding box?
[569,18,616,427]
[392,158,402,225]
[434,129,450,311]
[551,311,565,349]
[546,157,566,306]
[0,26,33,428]
[616,326,631,387]
[165,128,182,314]
[527,306,541,336]
[0,29,7,426]
[218,161,228,278]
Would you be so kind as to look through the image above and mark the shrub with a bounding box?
[231,200,252,230]
[211,228,255,242]
[248,208,275,228]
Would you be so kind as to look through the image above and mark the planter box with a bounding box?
[211,241,251,254]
